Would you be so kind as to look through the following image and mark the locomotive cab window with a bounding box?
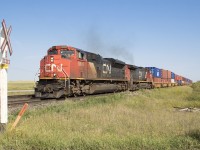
[60,50,74,59]
[48,49,58,55]
[78,51,85,60]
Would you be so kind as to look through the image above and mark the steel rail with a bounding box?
[8,92,120,108]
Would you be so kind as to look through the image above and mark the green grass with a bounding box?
[187,81,200,101]
[1,86,200,149]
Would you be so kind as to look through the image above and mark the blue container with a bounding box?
[186,79,190,83]
[171,72,175,79]
[146,67,162,78]
[178,80,182,85]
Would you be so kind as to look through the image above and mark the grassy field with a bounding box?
[1,84,200,149]
[8,81,35,96]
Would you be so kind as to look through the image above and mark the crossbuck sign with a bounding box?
[0,19,12,127]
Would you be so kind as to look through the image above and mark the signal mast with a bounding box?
[0,19,12,131]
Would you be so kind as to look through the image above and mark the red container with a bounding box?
[162,78,169,83]
[175,74,179,81]
[162,69,172,79]
[167,70,171,79]
[161,69,168,78]
[179,76,183,80]
[153,77,162,82]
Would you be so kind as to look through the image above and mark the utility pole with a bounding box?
[0,19,12,132]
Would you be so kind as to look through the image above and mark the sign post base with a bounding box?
[0,123,6,133]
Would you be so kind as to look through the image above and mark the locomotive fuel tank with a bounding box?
[82,83,119,94]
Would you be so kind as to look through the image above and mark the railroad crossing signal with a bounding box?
[1,19,12,56]
[0,19,12,131]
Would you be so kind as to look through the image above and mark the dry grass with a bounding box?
[8,81,35,90]
[8,81,35,96]
[1,86,200,149]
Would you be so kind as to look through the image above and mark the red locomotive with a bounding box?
[35,45,192,99]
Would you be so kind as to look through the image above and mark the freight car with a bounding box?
[146,67,192,87]
[35,45,153,99]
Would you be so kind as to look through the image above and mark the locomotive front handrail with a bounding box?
[61,68,71,95]
[61,68,69,88]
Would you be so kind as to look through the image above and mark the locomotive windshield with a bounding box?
[60,50,74,58]
[48,49,58,55]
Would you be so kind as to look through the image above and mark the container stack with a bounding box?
[171,72,175,83]
[182,77,186,85]
[180,77,192,85]
[146,67,192,86]
[161,69,171,84]
[146,67,162,83]
[175,75,183,85]
[167,70,172,83]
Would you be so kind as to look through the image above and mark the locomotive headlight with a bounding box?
[53,73,56,77]
[50,56,54,62]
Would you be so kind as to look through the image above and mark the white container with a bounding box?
[171,79,175,83]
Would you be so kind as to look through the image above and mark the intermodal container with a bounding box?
[178,80,182,85]
[146,67,161,78]
[185,79,189,84]
[167,70,171,79]
[175,74,179,81]
[180,76,183,81]
[162,78,169,83]
[162,69,172,79]
[171,79,175,83]
[171,72,175,79]
[161,69,168,78]
[167,70,172,79]
[153,77,162,83]
[178,76,182,81]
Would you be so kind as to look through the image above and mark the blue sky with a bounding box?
[1,0,199,81]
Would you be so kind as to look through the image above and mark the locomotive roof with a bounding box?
[51,45,101,56]
[104,58,126,65]
[127,65,146,70]
[127,64,138,69]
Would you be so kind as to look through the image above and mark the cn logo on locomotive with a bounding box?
[45,64,63,72]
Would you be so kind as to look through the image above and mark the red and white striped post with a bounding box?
[11,103,28,131]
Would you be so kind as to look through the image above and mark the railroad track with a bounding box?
[8,95,40,106]
[8,92,120,108]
